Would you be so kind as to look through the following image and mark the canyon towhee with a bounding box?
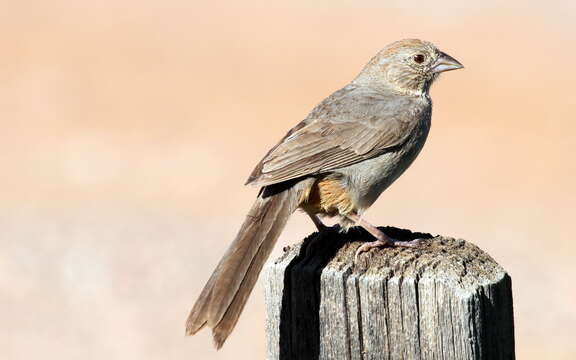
[186,39,463,348]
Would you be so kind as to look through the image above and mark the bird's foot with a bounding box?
[346,213,422,262]
[324,224,341,233]
[354,239,388,261]
[354,237,422,262]
[308,213,340,233]
[316,223,341,233]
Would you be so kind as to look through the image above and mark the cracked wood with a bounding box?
[263,227,515,360]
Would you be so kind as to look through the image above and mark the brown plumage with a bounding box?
[186,39,463,348]
[300,177,355,216]
[186,180,314,347]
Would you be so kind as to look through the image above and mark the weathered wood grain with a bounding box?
[263,227,514,360]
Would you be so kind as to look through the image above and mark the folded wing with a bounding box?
[246,88,422,187]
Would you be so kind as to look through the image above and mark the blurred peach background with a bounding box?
[1,0,575,359]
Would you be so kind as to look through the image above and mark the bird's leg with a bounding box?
[308,213,329,232]
[346,213,421,261]
[304,213,334,257]
[307,213,341,232]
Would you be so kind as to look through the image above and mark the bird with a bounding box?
[186,39,463,348]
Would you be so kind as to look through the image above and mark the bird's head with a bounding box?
[354,39,463,96]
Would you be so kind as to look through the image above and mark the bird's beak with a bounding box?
[431,52,464,73]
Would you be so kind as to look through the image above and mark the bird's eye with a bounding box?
[413,54,425,64]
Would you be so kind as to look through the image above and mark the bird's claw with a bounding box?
[354,238,423,262]
[354,239,388,262]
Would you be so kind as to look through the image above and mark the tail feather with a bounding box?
[186,184,299,348]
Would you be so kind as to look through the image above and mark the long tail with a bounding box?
[186,184,300,348]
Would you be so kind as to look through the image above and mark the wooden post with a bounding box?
[264,227,514,360]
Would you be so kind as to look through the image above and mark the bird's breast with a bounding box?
[340,114,431,211]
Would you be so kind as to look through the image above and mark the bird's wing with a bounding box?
[246,88,426,187]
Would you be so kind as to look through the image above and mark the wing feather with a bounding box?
[246,86,427,187]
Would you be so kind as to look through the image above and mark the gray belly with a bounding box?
[337,120,430,212]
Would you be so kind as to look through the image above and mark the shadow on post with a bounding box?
[278,226,432,360]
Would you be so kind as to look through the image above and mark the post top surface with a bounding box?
[273,226,507,293]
